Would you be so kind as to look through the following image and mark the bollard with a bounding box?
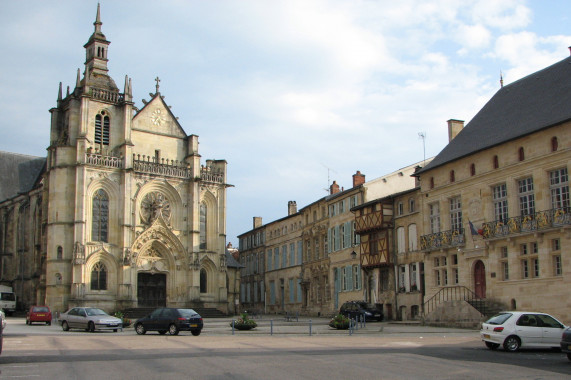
[271,319,273,336]
[232,319,235,335]
[309,319,312,336]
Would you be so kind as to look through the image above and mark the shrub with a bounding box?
[329,313,350,329]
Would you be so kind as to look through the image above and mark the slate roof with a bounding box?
[225,250,244,268]
[418,55,571,174]
[0,151,46,202]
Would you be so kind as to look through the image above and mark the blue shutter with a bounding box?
[327,228,332,254]
[334,225,340,251]
[346,265,353,291]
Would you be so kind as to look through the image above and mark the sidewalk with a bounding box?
[204,315,479,337]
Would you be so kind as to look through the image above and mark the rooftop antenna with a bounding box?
[418,132,426,167]
[320,163,337,194]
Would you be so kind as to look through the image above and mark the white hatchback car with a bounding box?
[481,311,567,352]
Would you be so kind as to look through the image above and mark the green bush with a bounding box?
[329,314,350,329]
[230,312,257,329]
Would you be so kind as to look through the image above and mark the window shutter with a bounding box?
[346,265,353,290]
[334,225,340,251]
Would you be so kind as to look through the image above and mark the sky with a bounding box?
[1,1,570,245]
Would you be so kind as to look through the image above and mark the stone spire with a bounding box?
[82,3,118,92]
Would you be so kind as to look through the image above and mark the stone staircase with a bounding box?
[466,299,506,318]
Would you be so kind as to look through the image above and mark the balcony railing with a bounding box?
[420,228,465,250]
[133,154,192,179]
[200,166,224,184]
[482,207,571,239]
[85,151,123,169]
[90,88,124,104]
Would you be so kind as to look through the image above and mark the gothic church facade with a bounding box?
[0,6,236,314]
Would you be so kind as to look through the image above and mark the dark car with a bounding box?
[561,327,571,361]
[135,308,203,336]
[340,301,383,322]
[26,306,52,325]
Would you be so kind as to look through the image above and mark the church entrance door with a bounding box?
[137,273,167,307]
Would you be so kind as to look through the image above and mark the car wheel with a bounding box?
[62,321,70,331]
[47,321,51,326]
[503,336,520,352]
[485,341,500,350]
[191,329,201,336]
[26,320,29,325]
[567,353,571,361]
[168,324,179,336]
[158,330,167,335]
[135,323,146,335]
[88,321,95,333]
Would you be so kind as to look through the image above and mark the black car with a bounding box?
[340,301,383,322]
[135,308,203,336]
[560,327,571,361]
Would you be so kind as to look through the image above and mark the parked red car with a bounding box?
[26,306,52,325]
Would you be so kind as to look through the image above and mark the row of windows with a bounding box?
[259,241,303,273]
[396,198,416,216]
[427,167,569,234]
[428,136,562,189]
[396,224,418,253]
[499,239,563,280]
[398,263,421,292]
[327,221,359,253]
[328,195,360,218]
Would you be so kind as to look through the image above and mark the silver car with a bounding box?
[60,307,122,332]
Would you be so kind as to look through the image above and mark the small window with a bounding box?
[470,163,476,176]
[450,170,455,183]
[518,147,525,161]
[408,198,415,213]
[57,246,63,260]
[551,137,558,152]
[430,177,434,189]
[493,155,499,169]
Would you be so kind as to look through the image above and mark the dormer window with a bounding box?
[95,111,110,146]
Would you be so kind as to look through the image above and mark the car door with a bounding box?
[536,314,565,347]
[76,308,89,329]
[146,309,164,331]
[66,308,79,329]
[514,313,543,346]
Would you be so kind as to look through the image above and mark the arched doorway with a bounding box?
[137,272,167,307]
[474,260,486,298]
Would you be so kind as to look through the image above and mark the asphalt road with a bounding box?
[1,317,569,380]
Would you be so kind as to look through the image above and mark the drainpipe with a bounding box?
[391,220,399,321]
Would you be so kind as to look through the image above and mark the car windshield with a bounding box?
[485,313,512,325]
[1,293,15,301]
[33,307,49,312]
[85,308,108,317]
[178,309,198,318]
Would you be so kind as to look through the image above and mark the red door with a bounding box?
[474,260,486,298]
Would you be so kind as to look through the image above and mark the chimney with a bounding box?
[447,119,464,142]
[253,217,262,229]
[288,201,297,215]
[352,171,365,187]
[330,180,340,194]
[569,46,571,56]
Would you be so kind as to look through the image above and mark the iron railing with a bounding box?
[423,285,479,316]
[482,207,570,239]
[420,228,465,250]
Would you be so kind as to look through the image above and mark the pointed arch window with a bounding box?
[91,262,107,290]
[92,189,109,242]
[94,111,110,146]
[200,203,207,249]
[200,269,207,293]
